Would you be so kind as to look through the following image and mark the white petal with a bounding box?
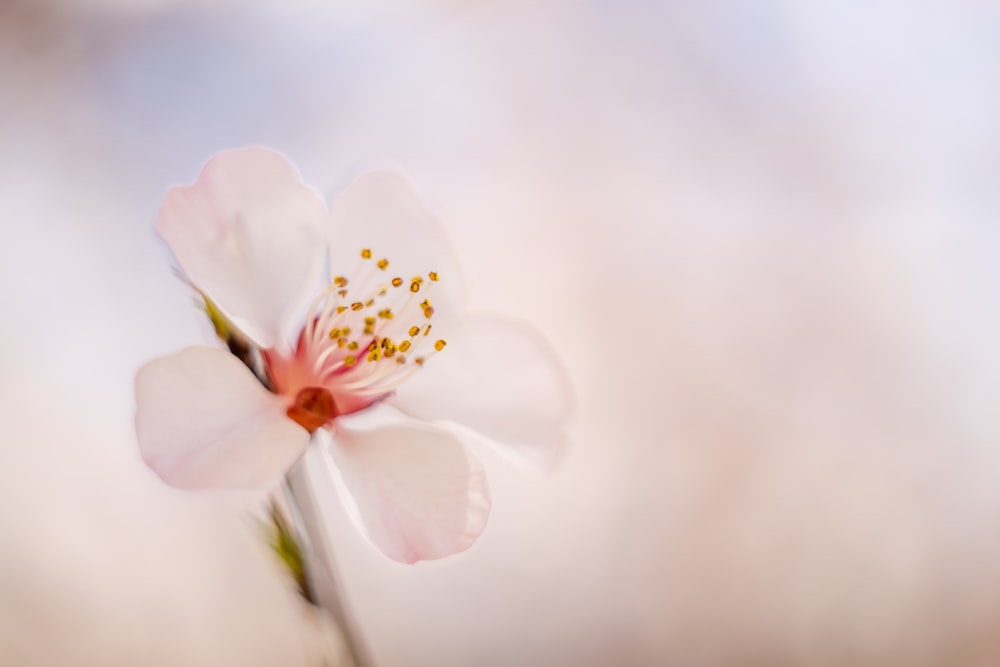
[157,148,327,348]
[326,405,490,563]
[390,315,573,471]
[136,346,309,490]
[327,171,466,327]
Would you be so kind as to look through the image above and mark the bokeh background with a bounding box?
[3,0,1000,665]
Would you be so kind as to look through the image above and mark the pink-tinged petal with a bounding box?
[327,171,466,327]
[136,346,309,490]
[157,148,327,348]
[327,405,490,563]
[390,315,573,471]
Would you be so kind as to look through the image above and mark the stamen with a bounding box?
[294,248,451,410]
[316,359,347,380]
[302,286,333,343]
[307,284,351,349]
[314,342,342,370]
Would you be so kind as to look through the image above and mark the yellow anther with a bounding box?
[377,258,389,270]
[396,355,407,364]
[368,346,382,362]
[364,316,376,326]
[378,308,394,320]
[345,355,357,367]
[336,305,347,314]
[337,337,347,348]
[415,357,425,366]
[351,302,363,311]
[391,277,403,288]
[341,327,351,336]
[364,324,375,335]
[398,340,411,352]
[337,289,348,297]
[334,276,348,287]
[408,326,420,337]
[423,324,432,336]
[421,299,434,319]
[410,276,423,293]
[361,248,372,259]
[348,341,359,351]
[434,339,447,351]
[428,271,439,282]
[329,328,343,339]
[378,288,388,297]
[365,299,375,307]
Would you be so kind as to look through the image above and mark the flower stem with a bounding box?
[283,437,373,667]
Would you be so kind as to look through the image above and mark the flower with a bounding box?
[135,148,573,563]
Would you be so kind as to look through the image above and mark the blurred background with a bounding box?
[3,0,1000,665]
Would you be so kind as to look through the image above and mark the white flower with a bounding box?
[135,148,572,563]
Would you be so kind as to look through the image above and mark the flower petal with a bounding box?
[136,346,309,490]
[326,405,490,563]
[157,148,327,348]
[390,315,573,471]
[327,171,466,327]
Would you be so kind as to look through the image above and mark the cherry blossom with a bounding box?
[135,148,572,563]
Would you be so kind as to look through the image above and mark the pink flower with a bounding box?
[135,148,572,563]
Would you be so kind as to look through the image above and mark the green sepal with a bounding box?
[196,290,274,391]
[264,499,316,605]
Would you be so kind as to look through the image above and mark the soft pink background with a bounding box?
[3,1,1000,665]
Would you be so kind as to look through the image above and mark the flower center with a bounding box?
[282,248,451,426]
[286,386,337,433]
